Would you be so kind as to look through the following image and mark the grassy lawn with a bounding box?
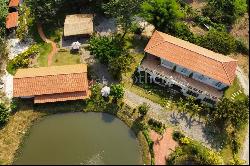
[36,43,52,67]
[51,50,81,66]
[224,78,247,101]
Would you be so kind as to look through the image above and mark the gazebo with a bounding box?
[63,14,94,39]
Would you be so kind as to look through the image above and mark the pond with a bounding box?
[14,112,142,165]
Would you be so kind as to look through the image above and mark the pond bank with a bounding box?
[0,100,151,165]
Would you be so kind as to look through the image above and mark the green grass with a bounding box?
[36,43,52,67]
[224,78,247,101]
[51,50,81,66]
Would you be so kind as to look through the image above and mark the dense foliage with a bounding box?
[140,0,184,31]
[203,0,247,25]
[110,84,125,101]
[138,103,149,118]
[148,118,165,134]
[0,102,9,125]
[168,131,224,165]
[198,28,237,55]
[27,0,63,23]
[0,0,8,37]
[16,4,33,41]
[6,45,39,75]
[88,35,133,79]
[103,0,144,38]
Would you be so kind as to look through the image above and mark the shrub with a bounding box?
[138,103,150,117]
[172,130,185,141]
[0,103,9,125]
[6,45,39,75]
[148,118,165,134]
[130,22,143,35]
[110,84,125,101]
[235,39,249,55]
[198,28,236,55]
[88,34,125,64]
[194,15,226,31]
[179,137,190,145]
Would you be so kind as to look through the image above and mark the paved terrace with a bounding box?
[139,55,223,100]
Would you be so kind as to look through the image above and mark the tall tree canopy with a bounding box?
[140,0,183,31]
[27,0,63,23]
[203,0,247,25]
[103,0,144,38]
[0,0,8,37]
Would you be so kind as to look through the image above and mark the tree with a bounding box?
[0,0,8,37]
[138,102,150,117]
[88,34,125,64]
[27,0,63,23]
[108,54,134,79]
[103,0,144,38]
[110,84,125,102]
[0,102,9,125]
[140,0,184,31]
[210,97,249,130]
[198,28,237,55]
[16,4,33,41]
[0,37,8,75]
[202,0,247,25]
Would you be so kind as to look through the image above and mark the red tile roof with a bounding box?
[6,12,18,29]
[144,31,237,85]
[13,64,90,103]
[9,0,20,7]
[34,91,90,104]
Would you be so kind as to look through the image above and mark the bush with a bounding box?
[130,22,143,35]
[0,103,9,125]
[172,130,185,141]
[194,15,226,31]
[110,84,125,101]
[235,39,249,55]
[138,103,150,117]
[179,137,190,145]
[6,45,39,75]
[88,34,125,64]
[148,118,165,134]
[198,28,236,55]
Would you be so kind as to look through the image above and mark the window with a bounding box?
[186,90,199,97]
[198,75,205,80]
[181,68,187,73]
[198,90,203,93]
[215,82,222,87]
[203,98,216,105]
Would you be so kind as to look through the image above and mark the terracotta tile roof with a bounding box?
[6,12,18,29]
[13,64,89,103]
[144,31,237,85]
[9,0,20,7]
[14,64,87,78]
[140,55,223,99]
[34,91,91,104]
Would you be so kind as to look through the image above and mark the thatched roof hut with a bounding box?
[64,14,94,37]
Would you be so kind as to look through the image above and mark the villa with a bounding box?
[13,64,90,104]
[138,30,238,105]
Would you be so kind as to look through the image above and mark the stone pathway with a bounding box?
[149,129,178,165]
[124,90,212,149]
[37,24,58,66]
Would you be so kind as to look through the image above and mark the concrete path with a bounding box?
[37,24,58,66]
[124,90,212,149]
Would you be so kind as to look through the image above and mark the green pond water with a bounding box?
[14,112,142,165]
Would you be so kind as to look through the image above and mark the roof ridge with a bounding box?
[145,31,168,51]
[221,61,236,84]
[156,31,236,63]
[14,72,85,79]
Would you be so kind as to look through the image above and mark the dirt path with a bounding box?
[37,24,58,66]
